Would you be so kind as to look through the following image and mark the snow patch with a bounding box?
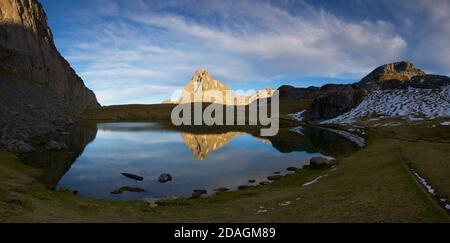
[441,121,450,126]
[323,86,450,124]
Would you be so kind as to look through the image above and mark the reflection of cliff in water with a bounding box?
[20,123,98,190]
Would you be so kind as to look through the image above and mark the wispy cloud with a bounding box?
[41,0,450,105]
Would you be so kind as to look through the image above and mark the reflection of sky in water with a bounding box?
[58,123,324,200]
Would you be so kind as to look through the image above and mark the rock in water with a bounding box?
[111,186,146,195]
[309,157,331,169]
[121,173,144,181]
[158,173,172,183]
[191,189,207,198]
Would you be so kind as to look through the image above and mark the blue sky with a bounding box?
[40,0,450,105]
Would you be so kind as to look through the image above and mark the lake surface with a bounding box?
[22,122,363,200]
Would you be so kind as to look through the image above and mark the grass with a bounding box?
[1,123,449,222]
[83,104,176,121]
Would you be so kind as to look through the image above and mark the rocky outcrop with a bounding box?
[355,61,426,91]
[0,0,100,111]
[409,75,450,90]
[305,84,365,121]
[179,69,273,105]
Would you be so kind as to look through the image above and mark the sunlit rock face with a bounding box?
[355,61,426,91]
[178,69,274,105]
[181,132,242,160]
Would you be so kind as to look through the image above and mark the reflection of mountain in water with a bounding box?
[19,122,362,191]
[181,132,242,160]
[180,126,361,160]
[20,124,98,190]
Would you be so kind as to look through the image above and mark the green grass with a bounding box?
[1,123,449,222]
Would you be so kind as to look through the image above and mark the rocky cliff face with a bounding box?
[0,0,99,111]
[355,61,426,91]
[0,0,100,153]
[305,84,365,121]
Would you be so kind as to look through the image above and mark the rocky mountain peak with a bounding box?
[179,69,274,105]
[356,61,426,90]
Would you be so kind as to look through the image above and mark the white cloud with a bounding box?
[53,0,448,105]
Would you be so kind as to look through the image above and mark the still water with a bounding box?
[22,122,362,200]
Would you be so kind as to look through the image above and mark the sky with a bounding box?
[39,0,450,105]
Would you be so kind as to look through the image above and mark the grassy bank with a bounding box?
[0,125,449,222]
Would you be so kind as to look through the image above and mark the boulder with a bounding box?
[259,181,270,186]
[158,173,172,183]
[309,157,331,169]
[191,189,207,198]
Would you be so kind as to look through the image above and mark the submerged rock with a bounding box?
[248,180,256,183]
[309,157,331,169]
[111,186,147,195]
[121,173,144,181]
[158,173,172,183]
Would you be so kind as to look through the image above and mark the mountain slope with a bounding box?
[0,0,99,111]
[0,0,100,153]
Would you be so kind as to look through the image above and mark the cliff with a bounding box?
[0,0,100,153]
[0,0,99,111]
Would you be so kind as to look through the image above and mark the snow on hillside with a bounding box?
[323,86,450,124]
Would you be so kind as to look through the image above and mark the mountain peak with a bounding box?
[178,69,273,105]
[356,61,426,90]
